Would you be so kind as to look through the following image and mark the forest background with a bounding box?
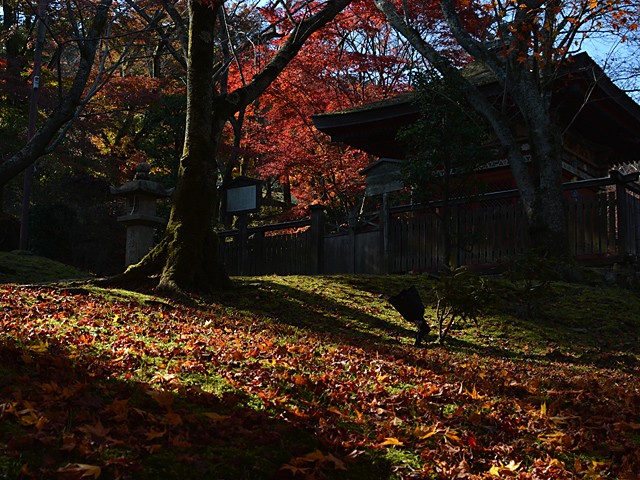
[0,0,639,276]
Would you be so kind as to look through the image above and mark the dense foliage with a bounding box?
[2,0,638,277]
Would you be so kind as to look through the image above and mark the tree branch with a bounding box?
[227,0,354,114]
[372,0,536,210]
[0,0,113,186]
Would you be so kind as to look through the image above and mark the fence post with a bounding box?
[612,170,629,258]
[310,205,325,274]
[237,214,249,275]
[380,192,391,274]
[348,209,357,273]
[254,229,264,275]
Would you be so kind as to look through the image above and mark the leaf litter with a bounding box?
[0,277,639,479]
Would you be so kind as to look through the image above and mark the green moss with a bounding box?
[0,251,91,284]
[377,447,427,479]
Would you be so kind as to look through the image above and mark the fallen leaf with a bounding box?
[145,429,166,441]
[78,421,110,438]
[147,390,175,409]
[379,437,403,446]
[278,464,310,475]
[327,406,344,416]
[57,463,101,479]
[203,412,230,422]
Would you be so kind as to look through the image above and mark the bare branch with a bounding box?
[0,0,114,185]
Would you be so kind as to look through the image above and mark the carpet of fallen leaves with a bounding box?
[1,283,640,479]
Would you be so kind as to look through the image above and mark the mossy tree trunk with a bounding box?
[156,0,230,293]
[113,0,353,294]
[124,0,232,294]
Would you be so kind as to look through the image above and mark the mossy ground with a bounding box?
[1,261,639,479]
[0,251,92,284]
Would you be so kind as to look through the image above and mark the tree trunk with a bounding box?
[107,0,354,294]
[508,66,569,256]
[107,0,232,294]
[526,116,569,256]
[156,0,232,293]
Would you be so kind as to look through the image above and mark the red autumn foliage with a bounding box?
[234,0,421,217]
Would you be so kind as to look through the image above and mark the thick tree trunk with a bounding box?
[526,119,569,256]
[106,0,232,294]
[156,0,231,293]
[510,68,569,257]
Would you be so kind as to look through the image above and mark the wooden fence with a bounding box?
[218,171,640,276]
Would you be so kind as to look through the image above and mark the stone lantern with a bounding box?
[111,163,173,267]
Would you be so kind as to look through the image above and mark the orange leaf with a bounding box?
[61,434,77,452]
[444,429,462,443]
[379,437,403,446]
[57,463,101,479]
[35,416,48,431]
[327,406,344,416]
[170,435,192,448]
[279,464,310,475]
[78,421,110,438]
[300,450,327,462]
[163,412,183,426]
[147,390,175,409]
[325,452,347,470]
[145,429,166,441]
[203,412,230,422]
[292,374,310,386]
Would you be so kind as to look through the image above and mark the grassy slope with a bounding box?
[0,251,92,284]
[0,272,639,479]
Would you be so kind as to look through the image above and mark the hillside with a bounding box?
[1,273,639,479]
[0,251,92,284]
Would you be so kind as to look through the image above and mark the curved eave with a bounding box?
[312,98,419,158]
[313,53,640,162]
[558,60,640,162]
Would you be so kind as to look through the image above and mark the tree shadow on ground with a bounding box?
[213,276,640,373]
[212,278,421,349]
[0,340,395,479]
[428,331,640,374]
[4,282,640,479]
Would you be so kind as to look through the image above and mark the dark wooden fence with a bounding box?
[218,171,640,276]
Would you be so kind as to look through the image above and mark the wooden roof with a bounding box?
[312,54,640,164]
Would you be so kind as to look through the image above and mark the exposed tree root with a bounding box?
[94,230,233,298]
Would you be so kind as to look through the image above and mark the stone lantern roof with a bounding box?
[109,163,174,199]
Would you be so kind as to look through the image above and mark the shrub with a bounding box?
[503,254,554,320]
[432,266,494,344]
